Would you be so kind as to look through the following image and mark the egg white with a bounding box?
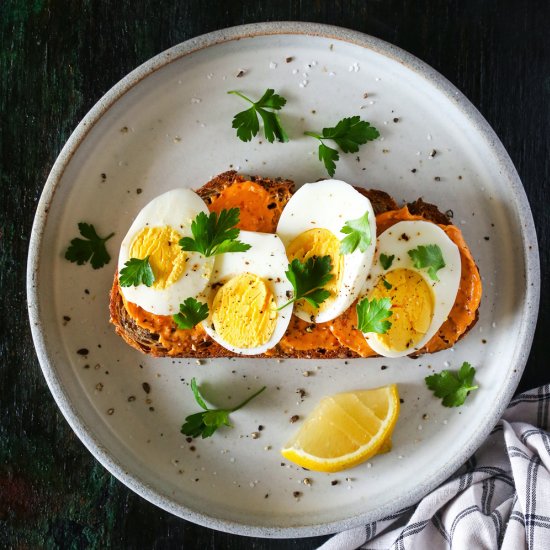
[361,220,462,358]
[276,180,377,323]
[202,231,294,355]
[118,189,214,315]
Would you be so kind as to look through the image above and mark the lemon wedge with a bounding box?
[281,384,400,472]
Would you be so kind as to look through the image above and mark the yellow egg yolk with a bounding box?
[129,226,187,289]
[286,228,344,315]
[369,269,434,352]
[212,273,277,349]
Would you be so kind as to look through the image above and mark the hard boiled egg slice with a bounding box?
[202,231,293,355]
[361,220,461,358]
[276,180,376,323]
[118,189,214,315]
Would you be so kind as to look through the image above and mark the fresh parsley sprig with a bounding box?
[425,362,479,407]
[65,222,114,269]
[305,116,380,176]
[278,255,334,311]
[119,256,155,287]
[179,208,251,257]
[379,253,395,270]
[340,211,372,254]
[181,378,266,439]
[228,89,289,143]
[173,298,209,330]
[408,244,446,281]
[356,297,393,334]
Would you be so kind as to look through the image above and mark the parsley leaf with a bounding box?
[382,278,392,290]
[425,362,479,407]
[278,255,333,310]
[173,297,209,330]
[228,89,289,143]
[119,256,155,287]
[305,116,380,176]
[179,208,251,257]
[65,222,115,269]
[181,378,266,439]
[318,143,339,177]
[322,116,380,152]
[302,287,332,309]
[379,253,395,270]
[408,244,446,281]
[356,297,393,334]
[340,211,372,254]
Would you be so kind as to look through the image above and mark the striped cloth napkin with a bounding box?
[320,385,550,550]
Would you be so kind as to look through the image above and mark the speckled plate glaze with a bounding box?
[27,22,540,538]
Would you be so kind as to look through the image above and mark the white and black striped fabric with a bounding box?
[320,385,550,550]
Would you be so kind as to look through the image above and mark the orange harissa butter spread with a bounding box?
[329,301,378,357]
[419,224,481,353]
[208,180,279,233]
[278,316,341,354]
[329,206,482,356]
[122,295,213,357]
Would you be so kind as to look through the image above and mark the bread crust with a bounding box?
[356,187,398,216]
[196,170,295,210]
[407,198,452,225]
[109,173,478,359]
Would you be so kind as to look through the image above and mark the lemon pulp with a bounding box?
[281,384,400,472]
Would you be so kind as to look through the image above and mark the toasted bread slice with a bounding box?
[110,173,479,359]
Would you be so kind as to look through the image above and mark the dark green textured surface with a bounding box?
[1,0,549,548]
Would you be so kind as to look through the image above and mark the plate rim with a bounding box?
[27,21,541,538]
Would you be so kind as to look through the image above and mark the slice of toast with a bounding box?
[110,172,477,359]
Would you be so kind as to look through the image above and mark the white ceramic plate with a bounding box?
[27,23,540,537]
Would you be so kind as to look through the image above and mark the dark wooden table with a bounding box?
[2,1,548,548]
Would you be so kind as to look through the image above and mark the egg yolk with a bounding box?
[212,273,277,349]
[286,228,344,315]
[129,226,187,289]
[369,269,434,352]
